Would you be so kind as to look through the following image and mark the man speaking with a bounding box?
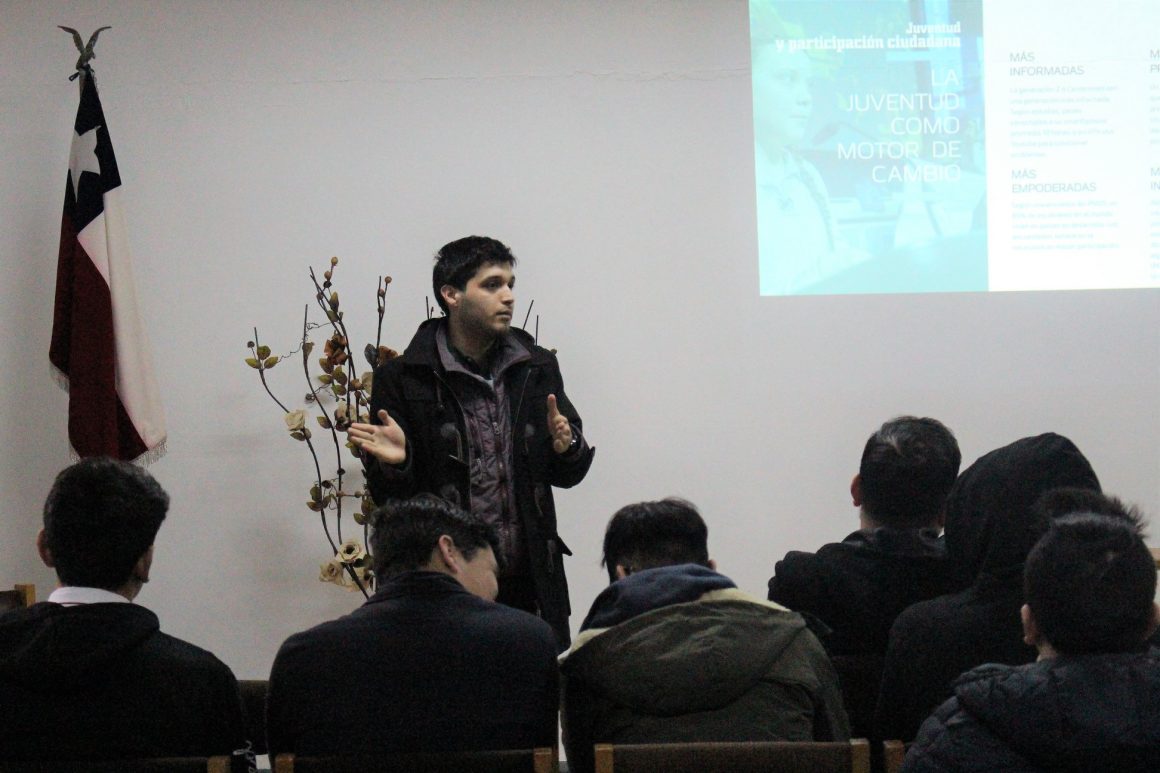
[349,236,594,649]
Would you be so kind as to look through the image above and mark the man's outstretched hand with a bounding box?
[348,409,407,465]
[547,394,574,454]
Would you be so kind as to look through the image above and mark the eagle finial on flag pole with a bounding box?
[58,25,111,80]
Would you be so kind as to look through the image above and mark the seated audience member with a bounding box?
[266,494,558,758]
[767,416,961,656]
[0,457,248,762]
[902,510,1160,772]
[874,433,1100,742]
[559,498,849,773]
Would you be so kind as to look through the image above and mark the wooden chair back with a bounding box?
[882,740,909,773]
[592,739,871,773]
[272,747,555,773]
[0,584,35,613]
[0,757,230,773]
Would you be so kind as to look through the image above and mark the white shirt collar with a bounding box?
[47,586,130,606]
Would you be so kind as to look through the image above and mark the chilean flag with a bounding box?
[50,72,166,462]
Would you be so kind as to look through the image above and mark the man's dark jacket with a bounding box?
[768,526,954,656]
[366,319,594,647]
[901,648,1160,772]
[875,433,1100,742]
[0,602,247,760]
[560,565,850,773]
[266,571,560,758]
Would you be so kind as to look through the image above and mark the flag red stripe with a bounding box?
[49,208,78,375]
[52,212,148,460]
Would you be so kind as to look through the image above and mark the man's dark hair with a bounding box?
[1025,511,1155,654]
[370,494,503,580]
[601,498,710,583]
[431,236,517,314]
[1033,487,1132,522]
[42,456,169,590]
[858,416,961,527]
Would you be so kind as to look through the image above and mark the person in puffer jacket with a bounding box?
[559,499,849,773]
[902,508,1160,772]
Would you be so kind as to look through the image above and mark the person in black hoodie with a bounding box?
[874,433,1100,743]
[0,457,248,762]
[902,509,1160,772]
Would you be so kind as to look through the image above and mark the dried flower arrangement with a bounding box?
[245,257,398,598]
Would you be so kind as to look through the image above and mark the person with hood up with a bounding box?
[901,507,1160,772]
[873,433,1100,743]
[0,457,248,762]
[559,498,849,773]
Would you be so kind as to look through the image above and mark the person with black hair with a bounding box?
[266,495,558,758]
[767,416,962,656]
[559,498,848,773]
[902,509,1160,772]
[349,236,594,649]
[875,433,1102,743]
[0,457,248,762]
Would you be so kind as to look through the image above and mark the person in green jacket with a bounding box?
[559,498,850,773]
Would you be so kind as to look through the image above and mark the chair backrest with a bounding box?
[0,584,35,613]
[0,756,230,773]
[237,679,268,755]
[272,747,555,773]
[592,739,871,773]
[882,740,909,773]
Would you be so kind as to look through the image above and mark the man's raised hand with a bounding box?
[547,394,573,454]
[348,409,407,465]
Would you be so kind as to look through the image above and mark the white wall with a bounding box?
[2,0,1157,679]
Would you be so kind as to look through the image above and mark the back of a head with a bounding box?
[42,456,169,591]
[601,498,710,583]
[944,433,1100,585]
[370,494,502,580]
[431,236,516,314]
[859,416,961,528]
[1034,487,1132,522]
[1025,511,1156,655]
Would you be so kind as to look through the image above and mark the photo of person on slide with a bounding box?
[753,6,858,295]
[752,0,987,296]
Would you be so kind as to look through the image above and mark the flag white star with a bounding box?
[69,125,102,198]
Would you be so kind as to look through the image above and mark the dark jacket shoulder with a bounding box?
[769,528,951,655]
[903,649,1160,773]
[0,602,245,761]
[268,572,559,757]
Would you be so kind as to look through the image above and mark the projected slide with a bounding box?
[751,0,1160,296]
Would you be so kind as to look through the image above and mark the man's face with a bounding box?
[458,544,500,601]
[753,47,814,149]
[445,262,515,339]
